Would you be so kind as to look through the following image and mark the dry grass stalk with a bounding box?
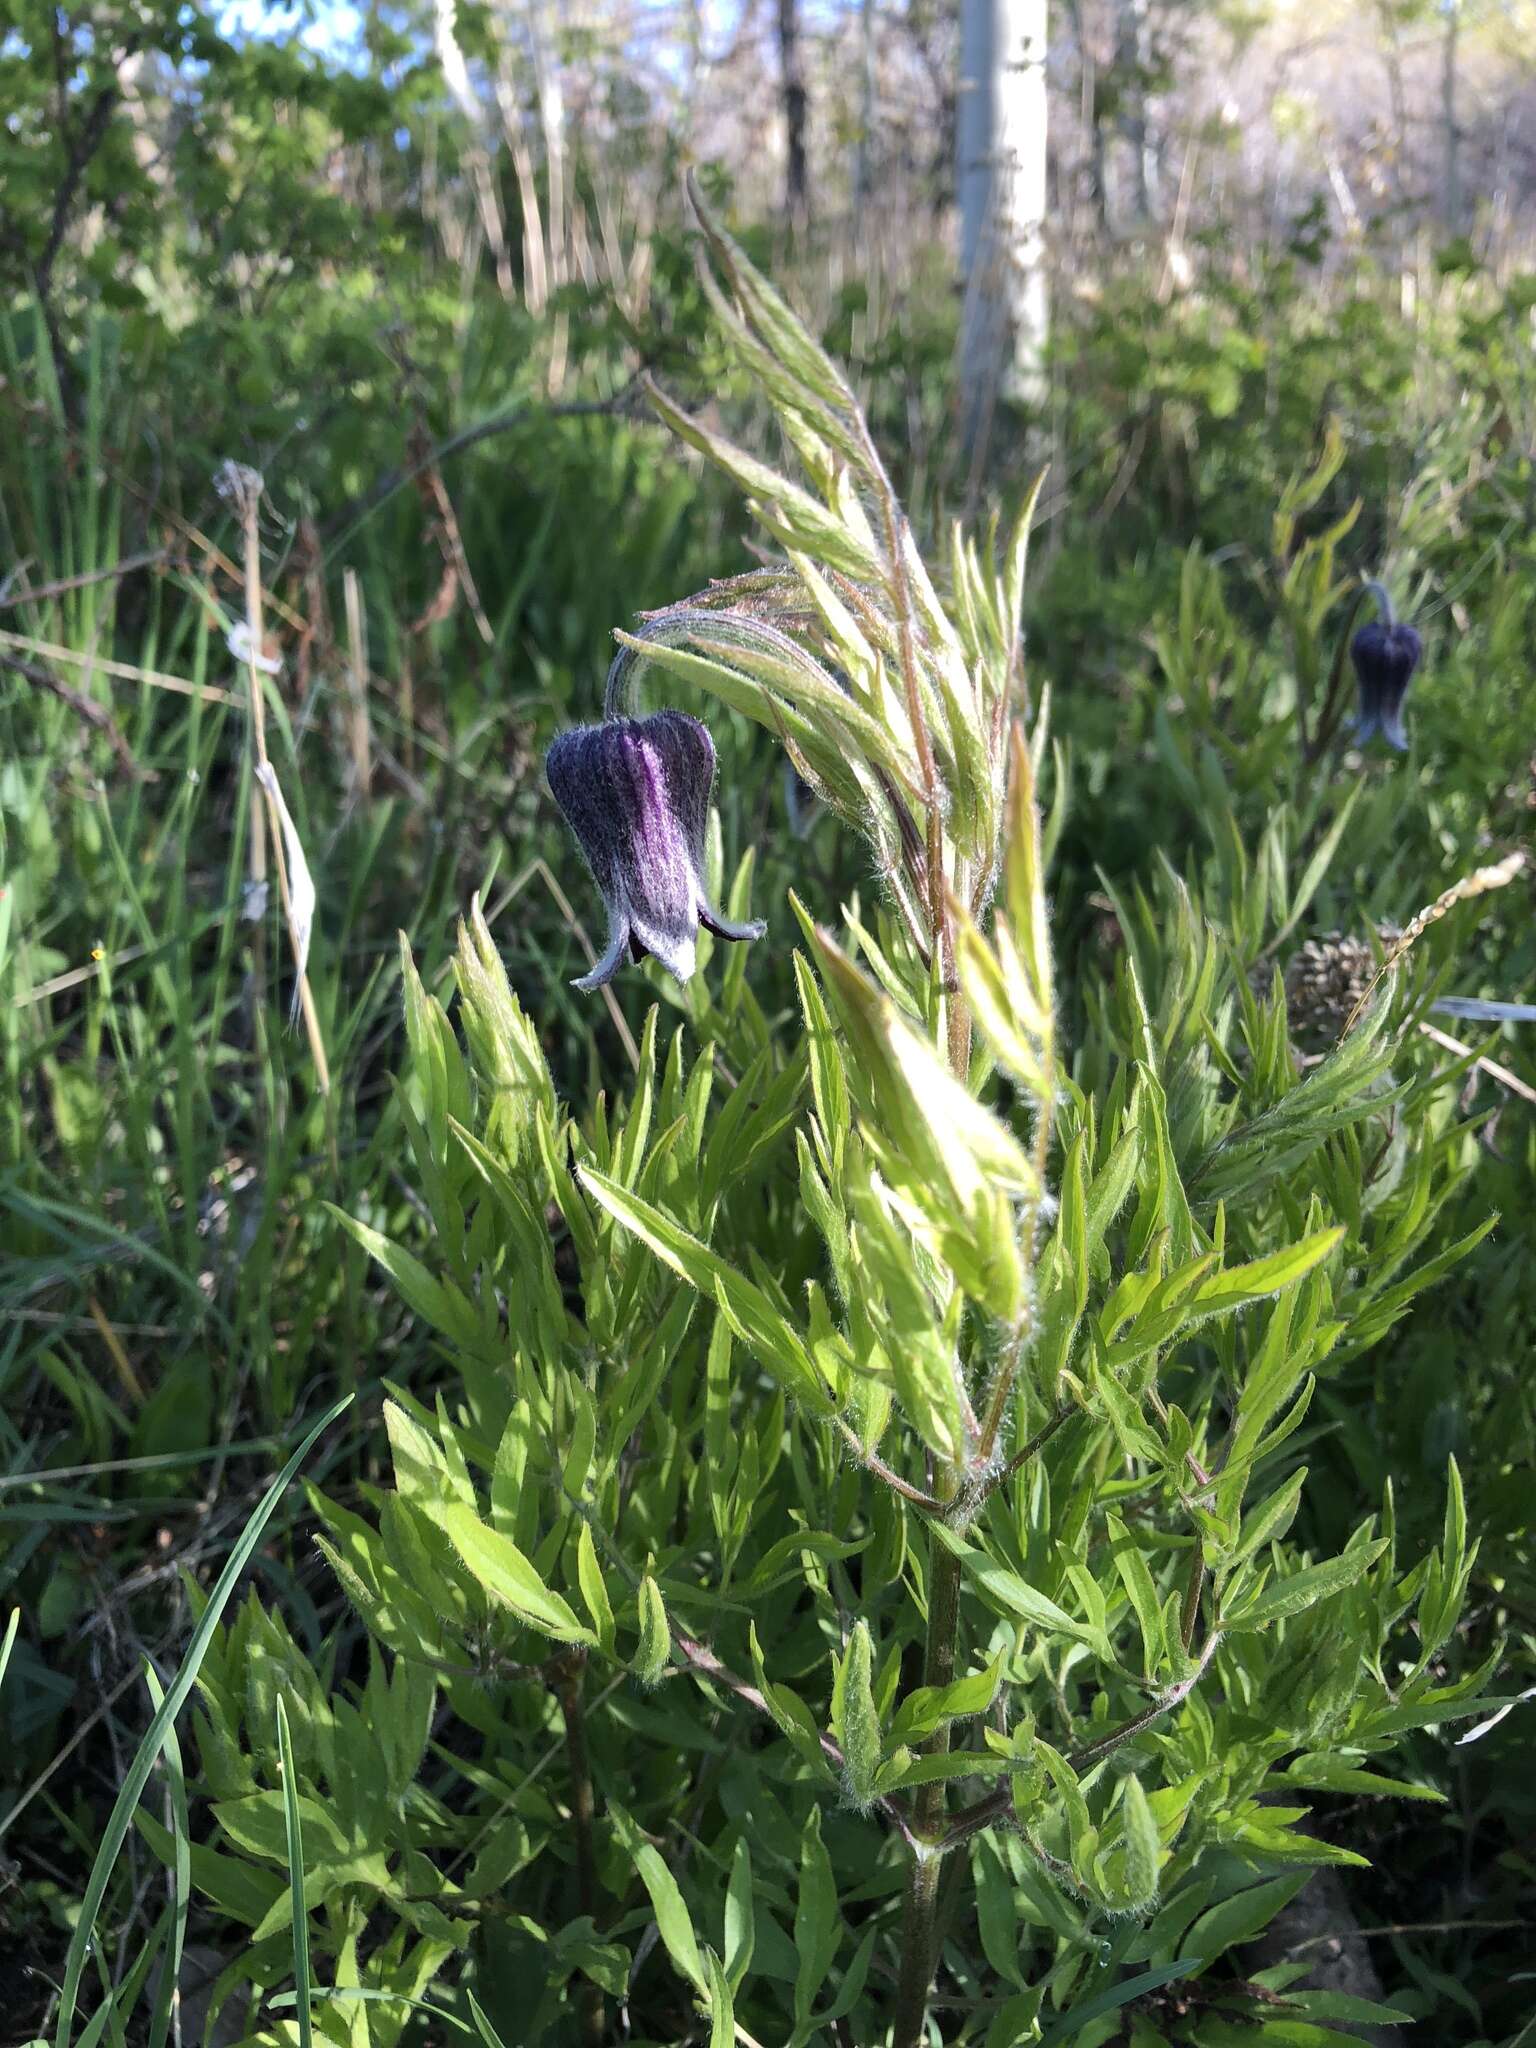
[1342,851,1529,1039]
[86,1295,147,1405]
[342,568,374,799]
[222,462,331,1097]
[0,626,236,705]
[1417,1020,1536,1108]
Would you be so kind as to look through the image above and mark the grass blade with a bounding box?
[52,1393,351,2048]
[276,1694,313,2048]
[143,1664,190,2048]
[0,1607,19,1691]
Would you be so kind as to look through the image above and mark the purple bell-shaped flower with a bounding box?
[1350,616,1423,753]
[546,711,765,991]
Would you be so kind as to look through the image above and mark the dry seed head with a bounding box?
[213,460,265,519]
[1280,932,1386,1050]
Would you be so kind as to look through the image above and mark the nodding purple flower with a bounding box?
[1350,618,1423,753]
[546,711,765,992]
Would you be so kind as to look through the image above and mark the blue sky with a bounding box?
[218,0,365,59]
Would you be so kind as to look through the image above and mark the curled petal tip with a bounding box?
[574,921,631,992]
[702,908,768,944]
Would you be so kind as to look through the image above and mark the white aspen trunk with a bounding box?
[524,0,570,388]
[958,0,1050,453]
[1114,0,1156,222]
[1440,0,1462,234]
[853,0,877,237]
[432,0,515,298]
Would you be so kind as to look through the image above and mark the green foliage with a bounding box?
[2,54,1532,2048]
[236,221,1511,2046]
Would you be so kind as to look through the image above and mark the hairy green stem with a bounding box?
[556,1652,603,2048]
[1180,1536,1206,1655]
[971,1403,1074,1514]
[894,1848,944,2048]
[937,1631,1227,1854]
[892,1497,965,2047]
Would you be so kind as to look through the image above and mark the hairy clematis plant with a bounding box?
[546,710,765,990]
[317,181,1496,2048]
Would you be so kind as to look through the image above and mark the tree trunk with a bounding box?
[778,0,810,224]
[1114,0,1156,222]
[1440,0,1462,234]
[853,0,876,236]
[958,0,1050,453]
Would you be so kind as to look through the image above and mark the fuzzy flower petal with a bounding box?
[1350,621,1422,753]
[546,711,765,992]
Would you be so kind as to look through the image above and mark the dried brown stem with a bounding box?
[1,651,150,781]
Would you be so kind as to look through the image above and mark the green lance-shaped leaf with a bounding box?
[1220,1467,1308,1577]
[692,249,871,481]
[628,1837,707,1994]
[1417,1455,1476,1662]
[1224,1536,1388,1632]
[794,950,849,1173]
[1000,720,1055,1045]
[748,1620,834,1774]
[645,380,883,583]
[1184,1875,1310,1974]
[633,1575,671,1687]
[686,174,874,468]
[1106,1516,1167,1681]
[887,1647,1007,1748]
[579,1166,833,1413]
[399,935,471,1161]
[453,893,555,1143]
[427,1501,596,1645]
[793,1804,841,2032]
[814,930,1036,1201]
[326,1207,485,1356]
[576,1522,615,1655]
[1190,1001,1402,1203]
[953,1541,1113,1658]
[830,1620,882,1810]
[1188,1227,1344,1318]
[705,1947,736,2048]
[954,910,1052,1100]
[724,1837,755,1991]
[811,929,1034,1319]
